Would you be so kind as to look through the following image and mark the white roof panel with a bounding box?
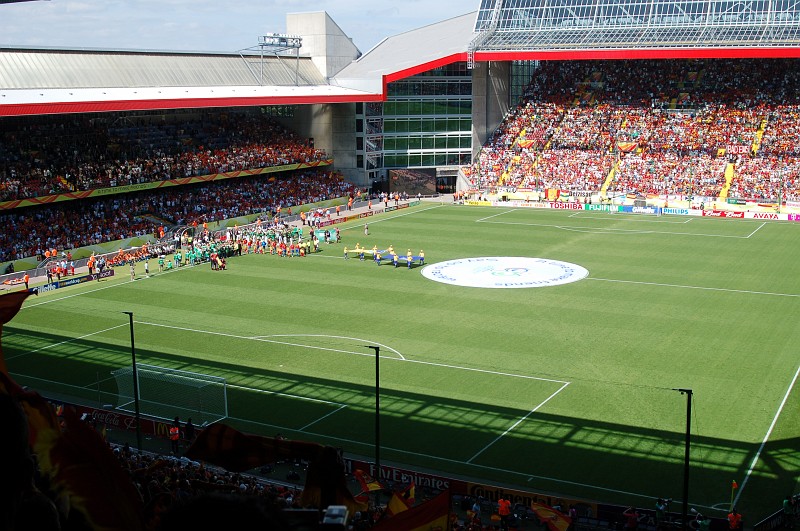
[334,12,476,86]
[0,49,327,90]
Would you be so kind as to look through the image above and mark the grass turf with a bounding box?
[4,203,800,518]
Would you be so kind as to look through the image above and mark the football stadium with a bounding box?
[1,1,800,530]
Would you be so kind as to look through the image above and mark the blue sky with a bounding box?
[0,0,474,53]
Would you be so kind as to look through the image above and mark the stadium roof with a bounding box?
[471,0,800,59]
[333,12,476,93]
[0,47,377,116]
[4,3,800,117]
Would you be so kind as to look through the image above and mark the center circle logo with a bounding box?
[421,257,588,288]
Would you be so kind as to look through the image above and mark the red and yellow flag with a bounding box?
[385,481,416,517]
[354,468,384,494]
[530,501,573,531]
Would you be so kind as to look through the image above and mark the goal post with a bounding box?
[111,363,228,426]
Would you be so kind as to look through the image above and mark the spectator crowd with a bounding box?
[0,170,360,263]
[0,109,327,202]
[465,58,800,203]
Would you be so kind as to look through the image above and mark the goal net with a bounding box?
[111,363,228,426]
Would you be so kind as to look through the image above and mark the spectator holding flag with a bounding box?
[730,480,739,513]
[728,507,743,531]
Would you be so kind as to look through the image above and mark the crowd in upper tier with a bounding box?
[0,109,327,202]
[465,58,800,202]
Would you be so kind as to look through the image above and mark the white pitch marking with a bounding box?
[137,321,564,383]
[476,209,516,222]
[226,383,342,405]
[734,363,800,506]
[588,277,800,298]
[478,219,755,238]
[138,321,405,361]
[571,214,693,224]
[402,357,569,384]
[4,323,129,361]
[745,222,767,238]
[299,404,349,431]
[467,381,571,463]
[21,262,199,310]
[250,334,406,361]
[361,203,445,227]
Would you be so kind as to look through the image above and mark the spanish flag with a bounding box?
[354,468,384,494]
[530,501,573,531]
[385,481,416,516]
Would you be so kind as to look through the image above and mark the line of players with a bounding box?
[233,225,339,257]
[343,244,425,269]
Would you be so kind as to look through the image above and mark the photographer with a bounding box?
[655,498,671,527]
[694,511,711,531]
[784,494,798,528]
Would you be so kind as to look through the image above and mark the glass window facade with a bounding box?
[510,60,539,106]
[370,63,473,171]
[260,105,296,117]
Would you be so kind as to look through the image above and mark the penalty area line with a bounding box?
[226,383,343,406]
[734,362,800,506]
[476,209,516,222]
[4,323,129,362]
[299,404,348,431]
[467,381,570,463]
[745,222,767,239]
[138,321,406,361]
[250,334,406,361]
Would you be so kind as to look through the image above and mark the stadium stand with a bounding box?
[0,109,326,202]
[466,58,800,203]
[5,0,800,526]
[0,170,360,262]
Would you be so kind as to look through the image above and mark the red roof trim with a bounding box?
[0,93,384,117]
[5,47,800,116]
[474,47,800,61]
[384,53,469,84]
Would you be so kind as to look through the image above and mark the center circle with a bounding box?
[421,257,589,288]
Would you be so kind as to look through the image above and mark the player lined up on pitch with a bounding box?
[343,243,425,268]
[227,222,341,257]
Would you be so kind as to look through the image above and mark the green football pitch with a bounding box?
[4,203,800,518]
